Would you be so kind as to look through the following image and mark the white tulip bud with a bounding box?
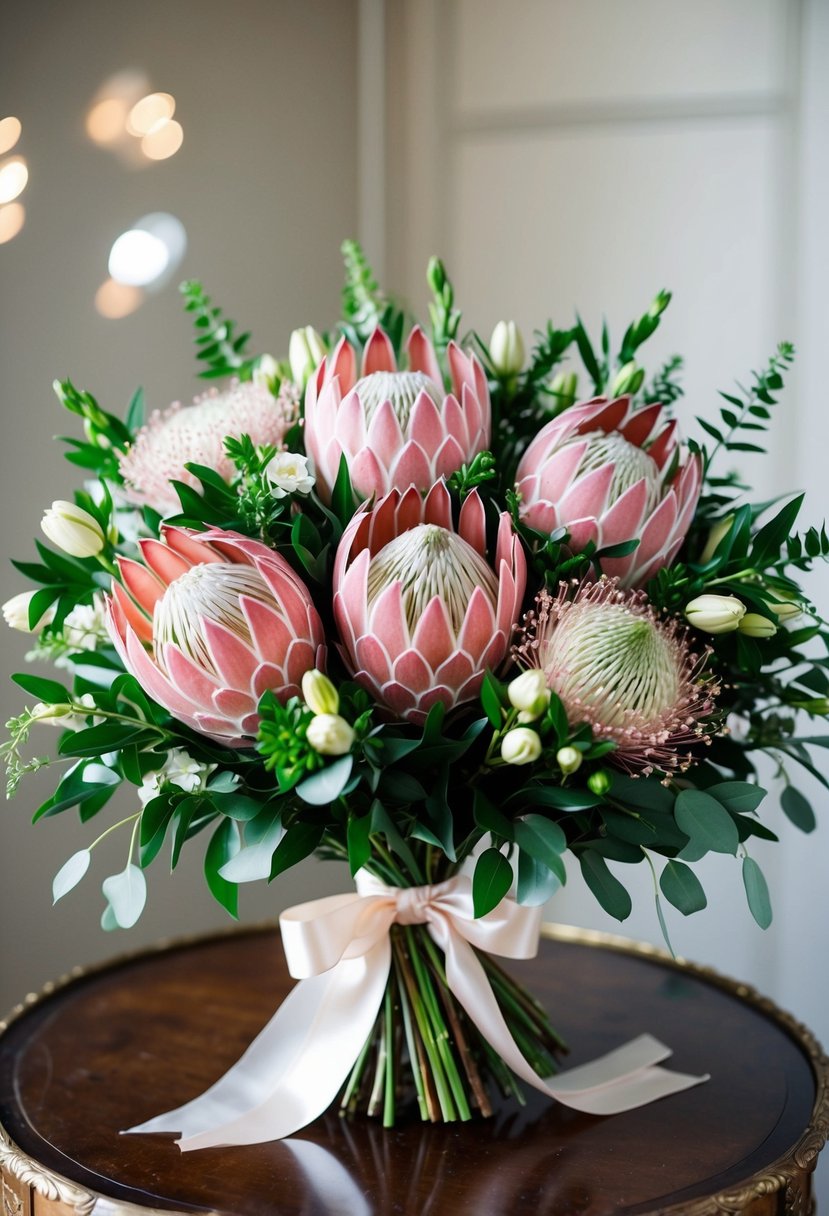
[507,669,550,719]
[610,361,645,397]
[500,727,542,766]
[684,594,746,635]
[489,321,525,377]
[306,713,355,756]
[738,612,777,639]
[2,590,54,633]
[302,670,340,716]
[556,746,582,776]
[30,702,75,726]
[699,516,734,564]
[289,326,326,389]
[550,370,578,412]
[41,501,105,558]
[252,354,280,388]
[766,596,801,622]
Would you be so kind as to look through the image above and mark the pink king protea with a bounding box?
[106,525,324,746]
[517,578,719,776]
[333,481,526,723]
[516,396,701,587]
[304,326,490,502]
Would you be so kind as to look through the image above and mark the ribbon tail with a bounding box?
[437,923,708,1115]
[124,938,391,1150]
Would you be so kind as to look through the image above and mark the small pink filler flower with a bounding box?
[119,380,299,515]
[333,481,526,723]
[106,525,325,746]
[516,396,701,587]
[304,326,490,502]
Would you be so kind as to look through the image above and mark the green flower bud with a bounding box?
[306,713,355,756]
[302,670,340,716]
[550,370,578,413]
[738,613,777,639]
[507,669,550,719]
[610,361,645,397]
[500,727,542,766]
[587,769,612,796]
[684,593,746,635]
[556,746,582,776]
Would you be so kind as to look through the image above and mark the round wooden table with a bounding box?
[1,924,827,1216]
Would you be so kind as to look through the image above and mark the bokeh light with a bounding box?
[0,117,22,156]
[141,119,184,161]
[108,228,170,286]
[95,277,144,319]
[0,157,28,205]
[86,97,130,145]
[0,202,25,244]
[127,93,175,137]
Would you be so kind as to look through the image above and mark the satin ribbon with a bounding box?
[126,875,708,1150]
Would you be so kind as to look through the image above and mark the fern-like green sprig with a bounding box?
[180,280,255,380]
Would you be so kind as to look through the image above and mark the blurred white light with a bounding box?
[108,229,169,286]
[0,202,25,244]
[134,212,187,274]
[0,117,22,156]
[0,157,28,204]
[128,93,175,137]
[141,119,183,161]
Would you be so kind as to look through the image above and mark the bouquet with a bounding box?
[5,242,828,1148]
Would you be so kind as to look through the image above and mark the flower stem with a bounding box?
[383,982,396,1128]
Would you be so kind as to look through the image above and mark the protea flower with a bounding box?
[333,481,526,723]
[119,380,299,515]
[304,327,490,502]
[106,525,324,745]
[515,396,701,587]
[517,578,719,775]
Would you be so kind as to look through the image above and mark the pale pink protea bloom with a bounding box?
[515,396,701,588]
[304,326,490,502]
[119,380,300,515]
[333,481,526,723]
[106,525,324,746]
[517,578,719,776]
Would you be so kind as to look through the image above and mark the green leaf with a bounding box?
[601,809,658,845]
[480,671,504,728]
[347,812,372,877]
[139,794,175,867]
[742,857,772,928]
[269,821,324,880]
[204,819,241,916]
[659,861,707,916]
[52,850,91,903]
[473,790,514,841]
[125,386,145,432]
[472,848,513,918]
[12,672,71,704]
[102,863,147,929]
[296,756,353,805]
[707,781,767,815]
[675,789,739,857]
[751,494,805,564]
[513,815,567,883]
[579,852,632,921]
[219,818,285,883]
[519,785,603,812]
[516,850,561,907]
[781,786,816,833]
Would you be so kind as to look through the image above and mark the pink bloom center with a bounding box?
[352,369,443,428]
[567,430,664,513]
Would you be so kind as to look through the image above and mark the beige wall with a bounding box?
[0,0,359,1013]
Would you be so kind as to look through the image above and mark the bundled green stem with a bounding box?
[338,924,566,1127]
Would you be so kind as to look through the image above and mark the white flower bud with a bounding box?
[30,702,75,726]
[738,612,777,639]
[684,594,746,635]
[3,590,54,633]
[507,669,550,719]
[556,746,582,775]
[489,321,525,377]
[41,500,105,558]
[289,326,326,389]
[550,370,578,412]
[766,596,801,622]
[500,727,542,766]
[252,354,280,388]
[306,713,355,756]
[302,670,340,716]
[610,361,645,397]
[266,450,316,499]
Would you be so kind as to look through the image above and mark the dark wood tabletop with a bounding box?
[1,924,827,1216]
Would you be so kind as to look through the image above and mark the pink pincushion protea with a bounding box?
[119,380,299,515]
[304,326,490,502]
[517,578,719,776]
[333,482,526,723]
[516,396,701,588]
[106,525,324,746]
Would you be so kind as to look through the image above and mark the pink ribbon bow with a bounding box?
[127,875,708,1150]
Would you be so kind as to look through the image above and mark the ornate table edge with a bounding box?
[0,921,826,1216]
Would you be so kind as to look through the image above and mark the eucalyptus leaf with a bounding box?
[675,789,739,857]
[781,786,816,833]
[516,850,561,907]
[204,819,241,916]
[472,848,513,918]
[578,852,632,921]
[707,782,767,815]
[52,850,91,903]
[513,815,567,883]
[101,864,147,929]
[742,857,773,929]
[220,820,286,883]
[659,861,707,916]
[296,756,353,805]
